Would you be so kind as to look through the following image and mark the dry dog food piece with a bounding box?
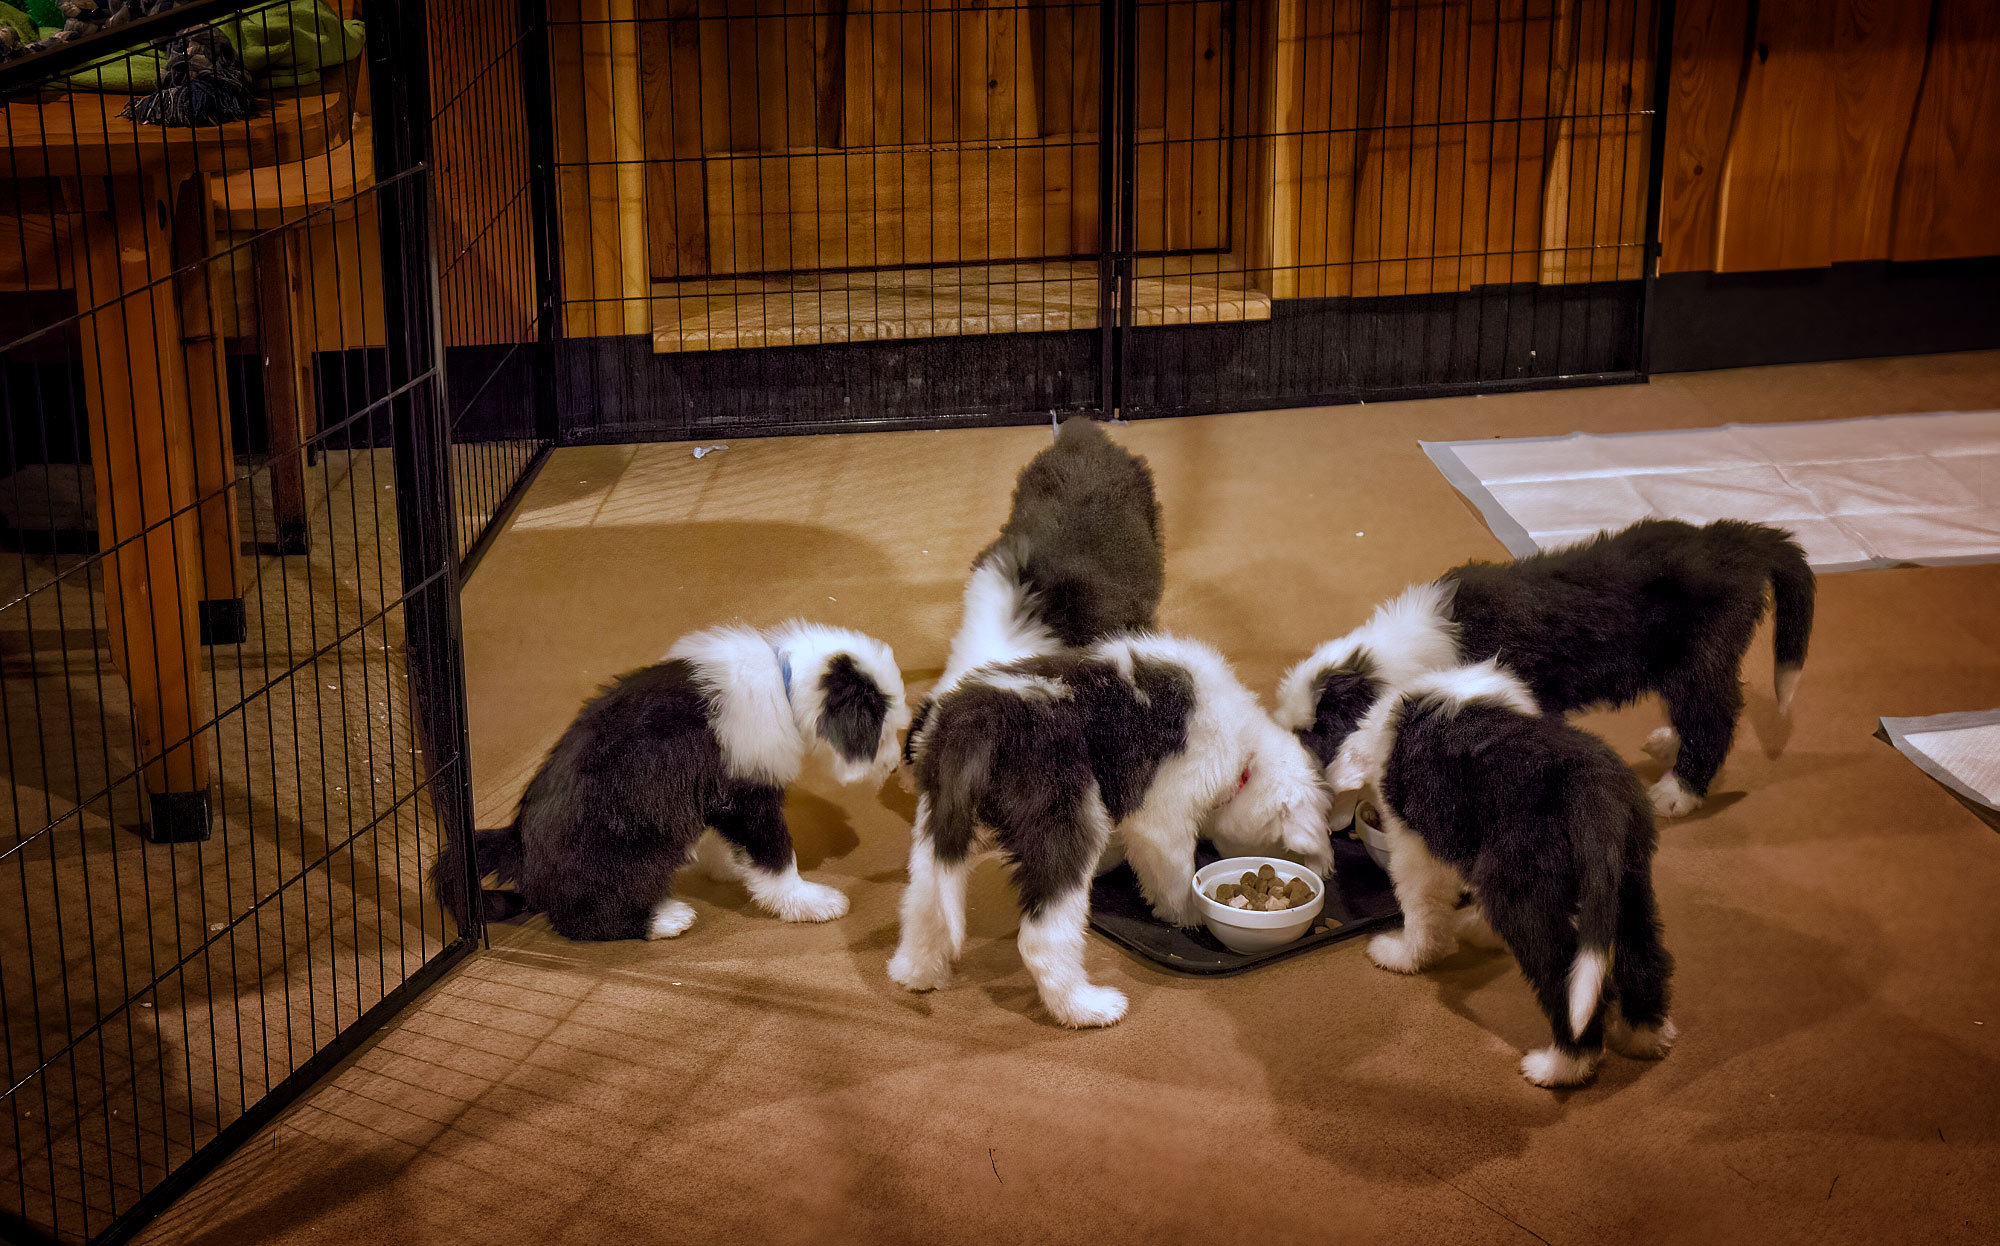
[1209,866,1315,912]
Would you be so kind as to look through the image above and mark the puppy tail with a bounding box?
[1766,534,1814,713]
[1569,815,1623,1039]
[431,820,529,935]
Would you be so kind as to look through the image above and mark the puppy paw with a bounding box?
[887,948,951,992]
[1045,983,1128,1029]
[1642,726,1682,762]
[1149,897,1200,928]
[646,899,698,940]
[1609,1015,1678,1059]
[1520,1045,1600,1088]
[764,879,850,923]
[1368,932,1435,974]
[1648,773,1702,818]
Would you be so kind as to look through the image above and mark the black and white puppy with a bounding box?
[432,622,908,942]
[1327,661,1676,1088]
[1280,518,1815,817]
[904,415,1163,764]
[891,634,1331,1028]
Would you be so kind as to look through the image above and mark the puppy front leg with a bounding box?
[1119,812,1201,928]
[1367,822,1465,974]
[711,785,848,922]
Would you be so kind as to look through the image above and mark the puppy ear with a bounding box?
[817,654,890,766]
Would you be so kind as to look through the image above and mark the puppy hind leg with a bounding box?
[1017,888,1126,1028]
[1607,857,1677,1059]
[888,801,969,992]
[1368,823,1466,974]
[1482,890,1605,1087]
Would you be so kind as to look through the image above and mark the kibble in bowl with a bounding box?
[1191,857,1326,953]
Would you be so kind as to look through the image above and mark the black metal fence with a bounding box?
[0,0,547,1234]
[542,0,1666,441]
[2,0,1665,1238]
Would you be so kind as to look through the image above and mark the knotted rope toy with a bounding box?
[123,24,252,126]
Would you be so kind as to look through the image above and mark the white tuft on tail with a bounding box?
[1775,664,1802,715]
[1568,946,1610,1038]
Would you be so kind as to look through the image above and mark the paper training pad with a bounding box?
[1880,710,2000,830]
[1089,835,1399,975]
[1422,410,2000,572]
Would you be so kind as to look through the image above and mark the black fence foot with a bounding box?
[146,790,212,843]
[199,597,247,645]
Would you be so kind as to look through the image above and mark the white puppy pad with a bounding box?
[1423,410,2000,571]
[1881,711,2000,813]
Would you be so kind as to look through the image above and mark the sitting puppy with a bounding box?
[906,415,1163,763]
[1328,661,1676,1087]
[891,634,1330,1028]
[1280,518,1815,817]
[431,622,908,942]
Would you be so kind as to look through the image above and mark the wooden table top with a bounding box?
[1,88,349,180]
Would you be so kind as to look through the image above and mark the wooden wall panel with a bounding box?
[552,0,650,335]
[1829,0,1931,262]
[707,145,1059,272]
[641,0,710,280]
[1657,0,1748,272]
[1130,0,1229,252]
[1540,0,1652,284]
[841,0,1039,149]
[1714,0,1929,272]
[1891,0,2000,262]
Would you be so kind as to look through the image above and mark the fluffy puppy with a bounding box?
[1279,518,1815,817]
[891,633,1330,1028]
[1329,661,1676,1088]
[431,622,909,942]
[906,416,1163,763]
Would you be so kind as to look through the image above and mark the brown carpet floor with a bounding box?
[139,353,2000,1246]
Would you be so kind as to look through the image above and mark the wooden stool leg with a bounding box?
[174,177,245,644]
[255,230,312,555]
[71,173,214,842]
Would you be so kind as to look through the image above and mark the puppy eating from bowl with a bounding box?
[1306,658,1677,1087]
[891,633,1331,1028]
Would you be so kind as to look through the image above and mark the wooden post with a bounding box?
[173,175,246,644]
[70,172,214,842]
[256,230,314,555]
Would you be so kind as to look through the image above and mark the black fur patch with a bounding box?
[817,653,889,763]
[1444,518,1816,795]
[978,416,1164,647]
[427,658,803,942]
[1379,694,1673,1058]
[1296,651,1382,766]
[914,650,1194,916]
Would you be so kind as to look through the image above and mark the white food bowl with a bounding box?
[1354,798,1393,872]
[1192,857,1326,954]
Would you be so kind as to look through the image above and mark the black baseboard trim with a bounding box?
[1647,257,2000,373]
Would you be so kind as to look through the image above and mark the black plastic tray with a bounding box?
[1088,833,1402,975]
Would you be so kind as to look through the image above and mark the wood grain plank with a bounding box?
[1890,0,2000,261]
[641,0,710,279]
[1714,0,1837,270]
[1658,0,1750,272]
